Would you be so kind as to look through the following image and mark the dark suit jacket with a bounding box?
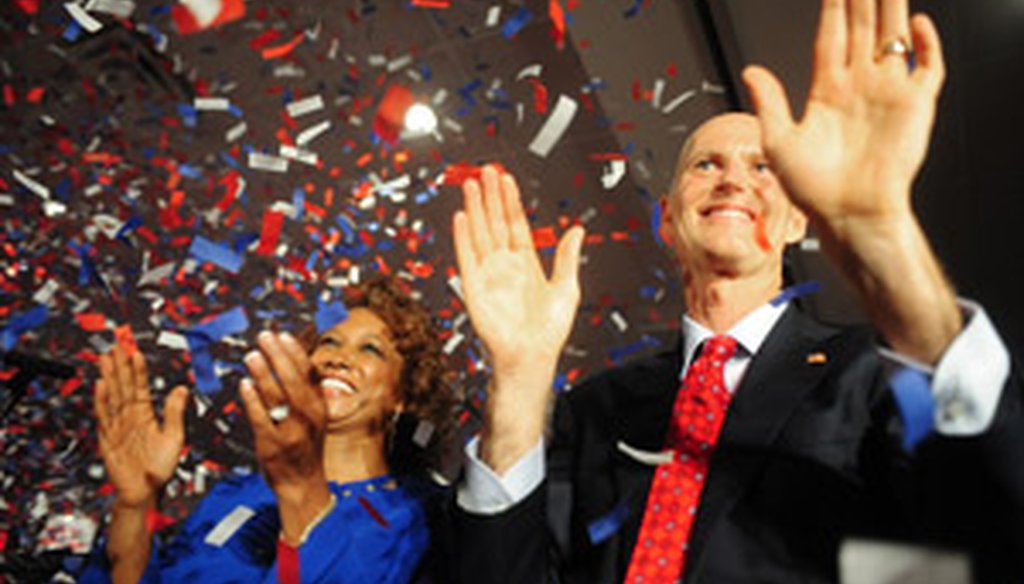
[452,306,1024,583]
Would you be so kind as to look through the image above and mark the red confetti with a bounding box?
[26,87,45,103]
[411,0,451,7]
[754,214,772,252]
[441,162,508,186]
[145,509,177,532]
[114,325,138,356]
[14,0,39,14]
[373,85,416,144]
[249,29,282,51]
[262,33,305,60]
[549,0,566,49]
[532,226,558,250]
[76,313,107,332]
[59,378,82,398]
[529,78,549,114]
[256,210,285,255]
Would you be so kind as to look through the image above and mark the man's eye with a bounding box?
[318,337,339,347]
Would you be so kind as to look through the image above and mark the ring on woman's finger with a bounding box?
[877,37,911,60]
[268,404,291,423]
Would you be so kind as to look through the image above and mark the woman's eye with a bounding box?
[753,161,771,174]
[361,343,384,356]
[695,159,715,171]
[317,337,339,347]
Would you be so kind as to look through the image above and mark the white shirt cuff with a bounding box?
[456,436,546,515]
[881,299,1010,436]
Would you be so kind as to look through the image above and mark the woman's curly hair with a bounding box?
[302,276,457,478]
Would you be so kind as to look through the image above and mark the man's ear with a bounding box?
[783,206,808,245]
[657,197,673,246]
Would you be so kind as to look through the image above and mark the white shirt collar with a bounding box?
[681,301,790,371]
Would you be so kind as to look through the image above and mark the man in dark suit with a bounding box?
[448,0,1023,582]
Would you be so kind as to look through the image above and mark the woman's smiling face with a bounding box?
[308,307,405,434]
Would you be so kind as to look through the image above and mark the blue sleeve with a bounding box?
[158,475,279,582]
[79,475,279,584]
[296,483,430,584]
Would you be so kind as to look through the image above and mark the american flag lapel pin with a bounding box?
[806,351,827,364]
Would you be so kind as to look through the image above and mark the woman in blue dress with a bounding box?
[82,277,455,584]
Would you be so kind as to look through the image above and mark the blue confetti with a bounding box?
[587,498,632,545]
[62,21,82,42]
[769,280,821,306]
[889,366,935,452]
[1,305,48,351]
[189,236,244,274]
[502,7,533,39]
[316,298,349,334]
[192,306,250,341]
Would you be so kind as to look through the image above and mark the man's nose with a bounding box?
[717,160,750,193]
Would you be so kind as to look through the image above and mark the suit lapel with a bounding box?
[682,306,840,580]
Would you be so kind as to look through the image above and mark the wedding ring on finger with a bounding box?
[268,404,291,423]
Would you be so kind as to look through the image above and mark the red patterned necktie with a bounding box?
[624,335,738,583]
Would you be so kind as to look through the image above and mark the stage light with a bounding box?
[404,103,438,135]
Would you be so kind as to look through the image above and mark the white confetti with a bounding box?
[138,262,176,287]
[528,95,577,158]
[412,420,435,448]
[156,331,189,350]
[662,89,697,114]
[279,145,319,166]
[225,121,247,142]
[194,97,230,111]
[387,54,413,73]
[296,120,331,146]
[204,505,255,547]
[516,63,543,81]
[13,170,49,199]
[248,152,289,173]
[85,0,135,18]
[600,160,627,190]
[64,3,104,33]
[485,5,501,27]
[286,94,324,118]
[443,331,464,355]
[800,238,821,252]
[610,310,628,332]
[617,441,675,466]
[651,78,665,109]
[33,280,60,305]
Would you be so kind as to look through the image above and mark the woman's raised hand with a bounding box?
[239,331,333,543]
[95,345,189,508]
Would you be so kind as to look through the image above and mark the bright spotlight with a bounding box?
[404,103,438,135]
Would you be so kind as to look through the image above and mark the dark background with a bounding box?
[1,0,1020,580]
